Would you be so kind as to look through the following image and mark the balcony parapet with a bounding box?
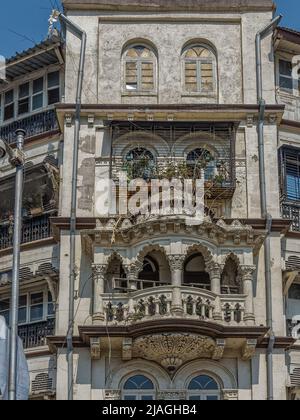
[0,109,60,145]
[102,286,248,328]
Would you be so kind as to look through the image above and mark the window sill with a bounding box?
[122,92,158,97]
[181,93,217,98]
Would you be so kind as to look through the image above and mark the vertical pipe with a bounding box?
[58,12,86,401]
[8,129,25,400]
[255,14,282,401]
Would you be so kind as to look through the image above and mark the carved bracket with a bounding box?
[122,338,133,361]
[90,337,101,360]
[242,339,257,361]
[212,339,226,361]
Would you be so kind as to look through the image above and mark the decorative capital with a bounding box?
[124,260,143,279]
[167,255,186,271]
[157,391,186,400]
[239,265,256,281]
[92,264,107,279]
[206,262,221,278]
[105,390,121,400]
[222,389,239,400]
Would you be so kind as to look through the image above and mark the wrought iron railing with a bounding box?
[281,203,300,232]
[0,213,55,250]
[0,109,59,145]
[18,318,55,349]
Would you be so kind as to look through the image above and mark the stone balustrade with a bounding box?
[102,286,248,327]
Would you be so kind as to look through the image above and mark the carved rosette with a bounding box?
[133,333,216,373]
[167,255,186,271]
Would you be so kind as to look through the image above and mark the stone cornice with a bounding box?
[55,103,284,130]
[62,0,274,13]
[77,320,269,343]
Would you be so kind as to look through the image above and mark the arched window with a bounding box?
[184,253,211,290]
[124,147,156,180]
[186,148,217,180]
[124,45,156,92]
[183,45,216,94]
[188,375,220,400]
[123,375,155,400]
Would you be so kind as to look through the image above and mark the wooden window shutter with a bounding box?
[185,61,197,92]
[201,61,214,92]
[284,148,300,201]
[125,61,138,90]
[141,62,154,90]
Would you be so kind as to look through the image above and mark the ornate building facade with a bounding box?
[1,0,300,400]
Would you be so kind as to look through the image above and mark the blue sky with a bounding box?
[0,0,299,59]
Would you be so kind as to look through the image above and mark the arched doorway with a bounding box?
[184,253,211,290]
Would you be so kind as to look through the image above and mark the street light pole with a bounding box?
[7,129,25,400]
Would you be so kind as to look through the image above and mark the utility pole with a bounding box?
[0,129,26,400]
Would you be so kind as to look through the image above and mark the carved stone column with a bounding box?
[124,260,143,291]
[239,266,256,326]
[207,262,222,321]
[92,264,107,323]
[168,255,185,316]
[207,262,221,295]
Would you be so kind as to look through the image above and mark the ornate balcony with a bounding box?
[103,286,247,327]
[0,109,59,145]
[18,318,55,349]
[282,203,300,232]
[0,213,55,251]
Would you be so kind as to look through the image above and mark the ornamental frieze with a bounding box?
[133,333,218,374]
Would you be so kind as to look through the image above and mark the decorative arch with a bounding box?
[121,38,158,58]
[135,244,169,268]
[173,359,237,391]
[173,131,222,158]
[113,131,170,158]
[181,39,218,58]
[107,359,171,390]
[185,243,215,266]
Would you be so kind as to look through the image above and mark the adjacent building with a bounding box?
[0,35,64,399]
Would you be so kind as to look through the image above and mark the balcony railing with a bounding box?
[282,203,300,232]
[0,109,59,145]
[18,318,55,349]
[0,213,55,250]
[103,286,247,327]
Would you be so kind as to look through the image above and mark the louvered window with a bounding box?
[124,46,155,93]
[281,147,300,201]
[183,45,216,94]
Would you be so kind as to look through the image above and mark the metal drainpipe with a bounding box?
[255,14,282,401]
[55,11,87,401]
